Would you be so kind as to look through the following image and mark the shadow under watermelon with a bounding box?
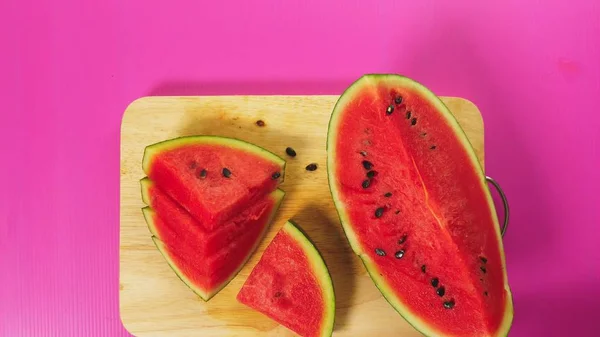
[291,201,359,332]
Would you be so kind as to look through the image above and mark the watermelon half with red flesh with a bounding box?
[326,74,514,336]
[237,220,335,337]
[142,188,285,301]
[142,136,286,229]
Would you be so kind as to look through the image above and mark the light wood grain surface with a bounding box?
[120,95,485,337]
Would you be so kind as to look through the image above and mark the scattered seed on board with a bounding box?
[431,277,439,287]
[375,248,386,256]
[362,160,373,170]
[375,207,384,218]
[285,147,297,157]
[271,172,281,180]
[362,179,371,189]
[305,163,318,171]
[436,286,446,297]
[255,120,266,127]
[443,299,455,309]
[394,250,405,259]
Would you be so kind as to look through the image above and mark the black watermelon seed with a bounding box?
[362,179,371,189]
[398,234,407,244]
[395,96,403,104]
[480,266,487,274]
[198,169,207,179]
[285,147,297,157]
[431,278,439,287]
[384,192,392,197]
[274,292,282,298]
[189,161,197,169]
[222,168,232,178]
[367,170,378,178]
[421,265,427,273]
[362,160,373,170]
[395,209,400,214]
[443,299,455,309]
[256,120,266,127]
[436,286,446,297]
[386,105,395,115]
[375,248,386,256]
[360,151,367,157]
[421,132,427,137]
[306,163,318,171]
[375,207,384,218]
[406,111,412,119]
[480,256,488,264]
[411,118,417,126]
[271,172,281,180]
[484,291,488,296]
[394,250,405,259]
[430,145,437,150]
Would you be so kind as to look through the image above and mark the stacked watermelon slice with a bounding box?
[140,135,286,300]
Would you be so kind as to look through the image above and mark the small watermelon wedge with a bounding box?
[142,135,286,229]
[141,177,270,256]
[237,220,335,337]
[143,189,285,301]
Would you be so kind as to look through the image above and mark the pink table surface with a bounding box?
[1,0,599,336]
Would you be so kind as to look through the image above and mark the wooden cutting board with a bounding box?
[119,95,485,337]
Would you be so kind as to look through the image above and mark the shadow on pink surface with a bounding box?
[148,80,354,97]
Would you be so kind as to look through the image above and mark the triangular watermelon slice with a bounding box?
[143,189,285,301]
[237,220,336,337]
[142,135,286,229]
[140,177,269,257]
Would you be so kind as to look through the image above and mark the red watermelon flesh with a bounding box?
[142,136,285,229]
[237,221,335,337]
[141,177,269,256]
[327,74,513,337]
[143,189,285,301]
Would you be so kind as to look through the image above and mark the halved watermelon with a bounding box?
[140,177,269,256]
[142,136,286,229]
[326,74,513,336]
[237,220,335,337]
[143,189,285,301]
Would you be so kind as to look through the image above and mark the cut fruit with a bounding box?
[141,177,268,256]
[237,220,335,337]
[326,74,513,337]
[144,189,285,301]
[142,135,285,229]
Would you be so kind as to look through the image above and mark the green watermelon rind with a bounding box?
[141,135,286,183]
[142,188,286,301]
[280,220,336,337]
[325,74,514,337]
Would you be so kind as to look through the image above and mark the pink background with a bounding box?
[1,0,599,336]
